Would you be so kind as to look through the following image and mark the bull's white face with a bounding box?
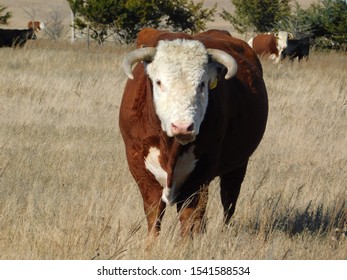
[276,31,289,50]
[145,39,217,145]
[39,22,45,30]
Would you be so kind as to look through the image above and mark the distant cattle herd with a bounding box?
[248,31,310,62]
[0,22,309,62]
[0,21,44,48]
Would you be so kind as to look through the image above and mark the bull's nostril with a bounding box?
[171,122,194,134]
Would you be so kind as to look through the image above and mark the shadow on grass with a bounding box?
[250,197,346,238]
[274,200,346,236]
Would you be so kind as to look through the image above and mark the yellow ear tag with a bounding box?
[209,78,218,90]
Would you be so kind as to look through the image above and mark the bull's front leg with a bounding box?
[176,186,209,236]
[126,147,166,237]
[138,180,166,237]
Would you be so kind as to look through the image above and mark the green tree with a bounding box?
[273,3,315,39]
[309,0,347,47]
[220,0,291,33]
[67,0,216,44]
[160,0,216,33]
[276,0,347,50]
[0,5,12,25]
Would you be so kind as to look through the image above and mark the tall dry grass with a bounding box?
[0,40,346,259]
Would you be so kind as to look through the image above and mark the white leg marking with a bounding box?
[145,147,167,188]
[162,145,198,205]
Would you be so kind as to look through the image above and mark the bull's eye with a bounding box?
[156,80,161,87]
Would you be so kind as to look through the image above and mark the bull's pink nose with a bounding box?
[171,122,194,135]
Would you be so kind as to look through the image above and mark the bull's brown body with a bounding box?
[119,29,268,236]
[251,33,279,58]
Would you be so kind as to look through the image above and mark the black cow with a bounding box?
[281,38,310,62]
[0,29,37,48]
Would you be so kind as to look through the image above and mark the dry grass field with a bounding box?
[0,39,346,260]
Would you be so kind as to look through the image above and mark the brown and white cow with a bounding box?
[120,28,268,237]
[28,21,45,32]
[248,31,292,63]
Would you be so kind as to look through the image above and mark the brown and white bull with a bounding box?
[248,31,293,63]
[119,29,268,237]
[28,21,45,32]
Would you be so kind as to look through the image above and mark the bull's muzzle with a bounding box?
[171,122,196,144]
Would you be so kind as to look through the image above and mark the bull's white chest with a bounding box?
[144,147,167,188]
[144,146,197,205]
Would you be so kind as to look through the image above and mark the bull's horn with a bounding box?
[123,47,156,79]
[207,49,238,79]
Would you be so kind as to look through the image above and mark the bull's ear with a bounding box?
[139,44,152,73]
[143,60,153,76]
[207,63,223,90]
[207,49,237,79]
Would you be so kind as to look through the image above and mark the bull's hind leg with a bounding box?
[176,186,209,236]
[220,162,248,224]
